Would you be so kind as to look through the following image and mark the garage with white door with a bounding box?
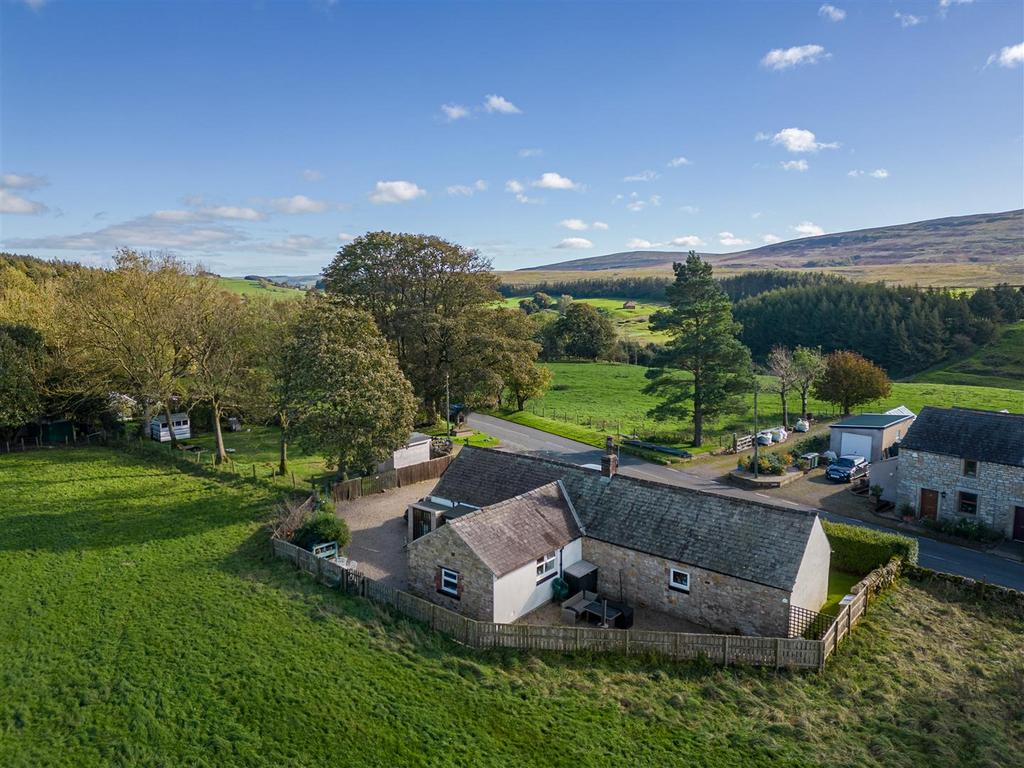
[828,411,915,463]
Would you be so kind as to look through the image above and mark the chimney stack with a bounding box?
[601,437,618,478]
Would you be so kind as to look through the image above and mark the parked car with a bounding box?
[825,455,869,483]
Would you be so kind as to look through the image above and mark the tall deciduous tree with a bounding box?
[791,346,825,418]
[543,302,616,360]
[0,323,45,442]
[281,297,416,480]
[643,253,752,447]
[812,350,891,415]
[766,346,797,427]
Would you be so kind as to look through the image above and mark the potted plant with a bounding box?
[899,503,915,523]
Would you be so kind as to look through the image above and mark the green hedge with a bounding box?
[293,512,351,552]
[823,521,918,575]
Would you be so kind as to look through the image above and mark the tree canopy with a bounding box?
[812,350,892,415]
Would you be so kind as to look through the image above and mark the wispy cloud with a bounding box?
[592,221,609,230]
[623,170,659,182]
[4,213,247,252]
[484,94,521,114]
[301,169,324,182]
[518,148,543,158]
[555,237,593,249]
[819,4,846,21]
[441,103,470,121]
[338,232,356,242]
[768,127,839,153]
[986,42,1024,69]
[718,232,750,247]
[680,205,699,214]
[560,219,609,231]
[1,172,48,190]
[667,156,692,168]
[781,159,809,172]
[793,221,825,237]
[848,168,889,179]
[506,179,539,204]
[369,181,426,204]
[0,189,48,214]
[625,193,661,212]
[447,180,488,197]
[894,11,925,27]
[761,234,782,244]
[761,44,830,70]
[532,172,580,190]
[272,194,332,213]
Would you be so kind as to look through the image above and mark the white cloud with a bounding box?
[272,194,331,213]
[849,168,889,179]
[533,172,580,190]
[24,0,47,10]
[206,205,265,220]
[592,221,609,231]
[505,179,539,204]
[793,221,825,237]
[939,0,973,8]
[560,218,589,231]
[447,180,488,197]
[625,193,661,212]
[986,42,1024,68]
[0,189,47,214]
[761,44,830,70]
[1,172,48,190]
[894,11,924,27]
[762,234,783,244]
[781,159,809,172]
[5,213,246,252]
[302,169,324,182]
[754,131,771,142]
[670,235,704,248]
[368,181,426,204]
[153,209,194,221]
[752,211,763,219]
[819,4,846,21]
[770,127,839,153]
[623,170,659,182]
[484,94,521,114]
[667,156,692,168]
[626,238,653,249]
[680,205,699,214]
[556,237,593,249]
[441,103,470,121]
[718,232,750,246]
[518,148,543,157]
[338,232,355,242]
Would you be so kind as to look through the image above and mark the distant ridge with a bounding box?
[520,209,1024,272]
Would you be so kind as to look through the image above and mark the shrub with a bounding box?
[823,521,918,575]
[293,513,351,551]
[739,452,787,475]
[793,432,829,455]
[921,517,1002,543]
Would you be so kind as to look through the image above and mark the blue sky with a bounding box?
[1,0,1022,274]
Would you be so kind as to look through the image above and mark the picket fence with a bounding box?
[270,537,896,671]
[331,454,454,503]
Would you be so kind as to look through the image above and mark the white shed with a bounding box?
[377,432,432,472]
[150,413,191,442]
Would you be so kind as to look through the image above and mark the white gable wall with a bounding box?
[790,517,831,613]
[492,537,582,622]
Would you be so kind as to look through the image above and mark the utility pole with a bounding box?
[445,371,451,436]
[752,379,760,479]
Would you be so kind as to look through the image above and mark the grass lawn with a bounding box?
[215,276,305,300]
[913,321,1024,391]
[2,449,1022,767]
[501,297,671,343]
[822,569,861,615]
[186,424,330,487]
[500,362,1024,453]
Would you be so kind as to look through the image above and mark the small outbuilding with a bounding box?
[377,432,432,473]
[622,300,637,309]
[150,413,191,442]
[828,411,914,463]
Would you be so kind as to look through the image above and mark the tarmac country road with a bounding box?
[466,413,1024,592]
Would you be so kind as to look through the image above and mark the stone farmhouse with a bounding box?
[897,406,1024,542]
[406,446,831,637]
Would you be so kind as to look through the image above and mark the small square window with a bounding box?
[439,567,459,598]
[536,552,558,583]
[963,460,978,478]
[958,491,978,515]
[669,568,690,593]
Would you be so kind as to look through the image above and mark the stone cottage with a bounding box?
[897,406,1024,541]
[406,446,831,637]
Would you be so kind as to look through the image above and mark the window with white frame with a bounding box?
[669,568,690,593]
[536,551,558,583]
[439,567,459,598]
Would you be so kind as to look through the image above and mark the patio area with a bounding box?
[333,479,437,588]
[516,600,712,634]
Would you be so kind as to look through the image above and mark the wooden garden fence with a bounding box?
[330,454,454,503]
[269,537,896,671]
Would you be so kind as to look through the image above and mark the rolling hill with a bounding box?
[520,209,1024,276]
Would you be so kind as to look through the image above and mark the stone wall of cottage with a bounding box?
[897,450,1024,537]
[581,538,792,637]
[406,525,494,621]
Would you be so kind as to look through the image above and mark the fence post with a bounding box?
[575,626,581,652]
[430,604,438,630]
[775,638,781,670]
[624,630,630,655]
[723,635,730,665]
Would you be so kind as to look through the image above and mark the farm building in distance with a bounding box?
[150,413,191,442]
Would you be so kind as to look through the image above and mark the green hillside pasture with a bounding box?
[2,449,1022,767]
[501,296,670,342]
[216,276,305,300]
[500,362,1024,453]
[914,322,1024,390]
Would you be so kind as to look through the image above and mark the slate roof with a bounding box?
[901,406,1024,468]
[431,447,820,591]
[831,413,914,429]
[446,482,582,577]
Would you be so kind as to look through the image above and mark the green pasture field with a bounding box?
[913,321,1024,391]
[501,296,670,342]
[215,276,305,300]
[1,449,1021,767]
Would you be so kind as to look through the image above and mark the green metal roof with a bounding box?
[830,414,913,429]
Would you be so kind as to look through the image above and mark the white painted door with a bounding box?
[839,433,872,461]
